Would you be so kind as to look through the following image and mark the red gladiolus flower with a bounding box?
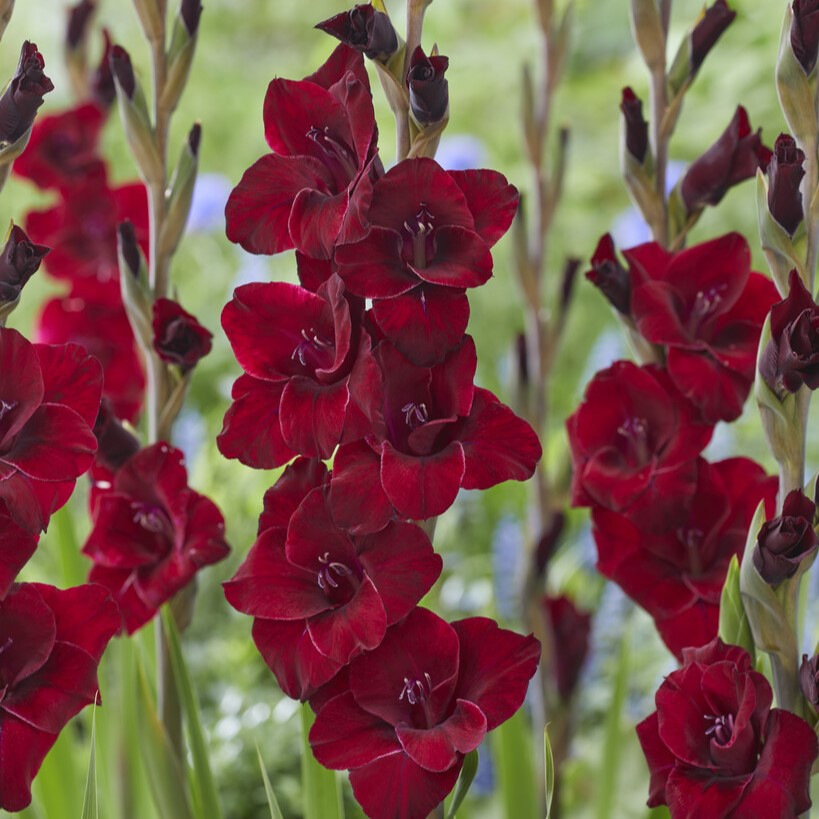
[0,503,37,599]
[543,595,591,701]
[335,157,519,365]
[83,442,230,634]
[0,327,101,533]
[152,298,213,371]
[0,582,119,812]
[330,337,542,526]
[37,285,145,424]
[593,458,776,658]
[225,44,380,259]
[627,233,778,422]
[637,638,817,818]
[567,361,712,533]
[310,608,539,819]
[224,460,442,701]
[219,275,379,466]
[13,102,107,192]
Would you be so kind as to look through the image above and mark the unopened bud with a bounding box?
[690,0,736,74]
[65,0,95,50]
[407,45,448,125]
[0,41,53,145]
[620,87,648,164]
[316,5,399,62]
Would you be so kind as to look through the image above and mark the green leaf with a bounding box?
[256,744,285,819]
[445,749,478,818]
[493,708,537,819]
[544,727,555,819]
[300,704,344,819]
[52,502,87,589]
[718,555,755,661]
[595,624,630,819]
[134,648,195,819]
[81,708,98,819]
[161,608,223,819]
[30,714,84,818]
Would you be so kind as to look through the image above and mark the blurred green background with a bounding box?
[0,0,803,817]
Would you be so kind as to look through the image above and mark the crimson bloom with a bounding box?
[567,361,712,533]
[316,5,398,62]
[330,337,542,527]
[637,638,817,818]
[310,607,539,819]
[219,275,378,466]
[627,233,778,422]
[679,107,770,213]
[593,458,776,658]
[336,157,518,365]
[226,44,379,259]
[13,103,106,192]
[0,327,101,533]
[152,298,213,371]
[0,582,119,812]
[753,489,817,585]
[83,442,230,633]
[224,459,442,701]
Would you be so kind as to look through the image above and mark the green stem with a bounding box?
[155,617,183,760]
[648,64,668,247]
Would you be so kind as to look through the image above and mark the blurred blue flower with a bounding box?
[188,172,233,233]
[435,133,487,170]
[492,516,523,620]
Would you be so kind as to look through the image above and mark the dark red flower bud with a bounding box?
[620,87,648,163]
[792,0,819,75]
[515,332,529,387]
[407,46,449,124]
[109,45,135,99]
[66,0,95,50]
[93,398,140,472]
[181,0,202,35]
[117,220,141,278]
[680,106,771,212]
[560,257,581,315]
[585,234,631,315]
[535,512,565,576]
[316,5,398,62]
[760,270,819,394]
[768,134,805,237]
[0,42,54,143]
[90,29,115,108]
[753,489,817,585]
[152,297,213,370]
[0,225,48,303]
[690,0,736,73]
[188,121,201,155]
[801,653,819,708]
[543,594,591,701]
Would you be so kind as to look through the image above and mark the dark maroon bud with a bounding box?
[117,221,141,278]
[801,653,819,709]
[181,0,203,36]
[93,398,141,472]
[91,29,116,108]
[535,512,566,577]
[316,4,398,62]
[407,46,449,125]
[680,106,771,212]
[586,234,631,315]
[768,134,806,237]
[560,257,581,315]
[620,87,648,163]
[188,121,201,155]
[515,332,529,387]
[690,0,736,73]
[760,270,819,394]
[753,489,818,585]
[109,44,135,99]
[152,298,213,371]
[0,225,49,303]
[543,594,591,701]
[792,0,819,75]
[0,42,54,143]
[66,0,96,50]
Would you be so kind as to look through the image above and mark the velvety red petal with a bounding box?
[448,169,519,248]
[0,584,56,686]
[289,187,348,260]
[635,712,675,808]
[329,440,394,535]
[381,440,465,520]
[450,617,540,731]
[0,328,44,446]
[305,44,370,94]
[411,226,493,289]
[310,691,402,770]
[35,342,103,427]
[372,287,470,367]
[665,767,747,818]
[348,750,461,819]
[396,699,486,772]
[656,666,714,768]
[225,154,332,255]
[258,458,329,534]
[0,509,38,599]
[0,713,57,812]
[217,375,296,469]
[286,487,356,569]
[336,228,419,298]
[279,377,349,459]
[86,564,152,634]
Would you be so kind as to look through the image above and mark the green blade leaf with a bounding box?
[256,744,285,819]
[493,709,537,819]
[544,727,555,819]
[445,748,478,818]
[161,608,223,819]
[300,704,344,819]
[81,708,98,819]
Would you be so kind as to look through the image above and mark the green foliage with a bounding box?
[256,746,285,819]
[446,749,479,818]
[80,710,98,819]
[299,706,344,819]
